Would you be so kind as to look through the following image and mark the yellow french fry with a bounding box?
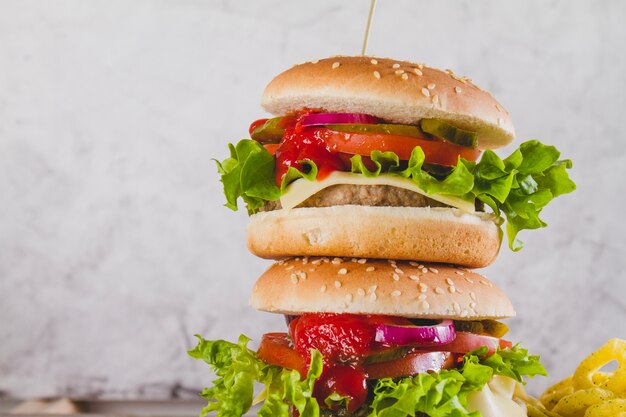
[526,403,563,417]
[584,398,626,417]
[540,339,626,417]
[540,385,574,411]
[540,375,573,410]
[552,388,614,417]
[573,339,626,391]
[591,372,610,386]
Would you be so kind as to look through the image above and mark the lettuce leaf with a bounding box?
[214,139,575,249]
[189,335,546,417]
[214,140,280,213]
[368,345,546,417]
[188,334,321,417]
[467,141,576,250]
[474,344,547,383]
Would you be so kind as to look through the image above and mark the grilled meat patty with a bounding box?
[262,184,453,211]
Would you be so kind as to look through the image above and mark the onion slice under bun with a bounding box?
[375,320,456,346]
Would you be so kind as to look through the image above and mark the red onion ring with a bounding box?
[374,319,456,346]
[299,112,378,126]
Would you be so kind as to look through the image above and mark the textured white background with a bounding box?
[1,0,625,400]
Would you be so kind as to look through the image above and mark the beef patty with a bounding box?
[262,184,454,211]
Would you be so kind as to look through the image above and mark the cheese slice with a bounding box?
[280,171,475,212]
[467,376,527,417]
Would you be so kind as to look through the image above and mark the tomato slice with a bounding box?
[364,351,455,379]
[257,333,306,376]
[321,128,481,166]
[434,332,513,355]
[263,143,279,154]
[263,127,480,168]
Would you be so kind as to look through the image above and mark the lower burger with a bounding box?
[189,258,546,417]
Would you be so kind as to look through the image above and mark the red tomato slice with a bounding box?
[263,128,480,167]
[263,143,279,154]
[257,333,306,376]
[364,351,455,379]
[321,128,481,166]
[435,332,513,355]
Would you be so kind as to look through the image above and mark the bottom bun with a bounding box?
[247,206,501,268]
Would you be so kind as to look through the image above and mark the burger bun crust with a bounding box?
[250,258,515,320]
[247,206,501,269]
[262,56,514,150]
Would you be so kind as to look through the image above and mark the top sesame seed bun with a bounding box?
[249,257,515,320]
[262,56,514,150]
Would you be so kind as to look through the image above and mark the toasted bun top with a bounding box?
[250,257,515,320]
[262,56,514,150]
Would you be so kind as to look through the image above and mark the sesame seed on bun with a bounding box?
[249,257,515,320]
[262,56,514,150]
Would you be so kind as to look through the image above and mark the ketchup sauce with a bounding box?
[274,127,346,186]
[253,111,345,186]
[288,314,412,412]
[289,314,376,362]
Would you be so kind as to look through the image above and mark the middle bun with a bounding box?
[250,257,515,320]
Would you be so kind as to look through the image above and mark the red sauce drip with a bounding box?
[289,313,412,412]
[274,127,345,186]
[290,314,376,362]
[314,365,367,413]
[248,118,269,135]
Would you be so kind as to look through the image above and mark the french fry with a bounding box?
[540,376,573,410]
[514,381,562,417]
[584,398,626,417]
[572,338,626,391]
[526,403,563,417]
[551,387,614,417]
[540,339,626,417]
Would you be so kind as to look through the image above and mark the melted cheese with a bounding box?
[467,376,527,417]
[280,172,475,212]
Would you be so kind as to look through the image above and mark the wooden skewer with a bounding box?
[361,0,377,56]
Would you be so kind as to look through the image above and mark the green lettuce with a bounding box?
[189,336,546,417]
[368,345,546,417]
[188,334,322,417]
[465,141,576,250]
[214,140,280,213]
[214,139,575,250]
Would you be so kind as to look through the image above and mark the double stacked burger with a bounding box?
[190,56,575,417]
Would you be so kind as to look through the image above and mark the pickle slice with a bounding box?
[420,118,478,148]
[453,320,509,338]
[250,117,285,143]
[326,123,425,137]
[482,320,509,338]
[363,346,413,365]
[453,320,485,334]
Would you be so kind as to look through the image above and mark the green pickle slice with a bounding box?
[250,117,285,143]
[326,123,424,137]
[420,118,478,148]
[363,346,413,365]
[453,320,509,338]
[481,320,509,338]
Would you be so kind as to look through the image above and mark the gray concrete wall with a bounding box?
[1,0,625,398]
